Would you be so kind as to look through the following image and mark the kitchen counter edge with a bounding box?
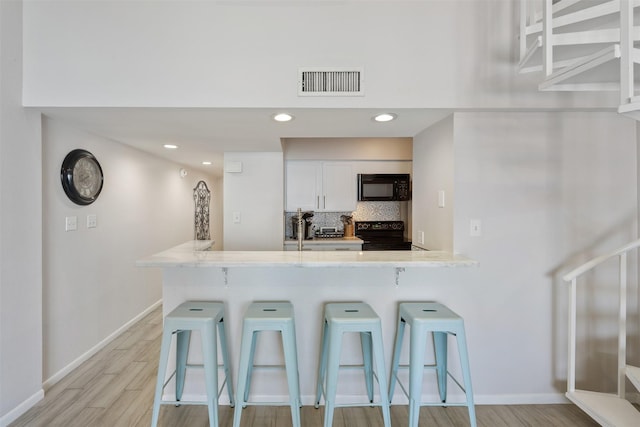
[283,237,363,245]
[136,240,477,268]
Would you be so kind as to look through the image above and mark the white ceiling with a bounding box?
[39,107,452,177]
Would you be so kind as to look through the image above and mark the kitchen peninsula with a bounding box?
[137,241,477,405]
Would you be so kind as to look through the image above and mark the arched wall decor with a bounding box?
[193,180,211,240]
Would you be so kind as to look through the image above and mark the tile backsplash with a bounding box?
[285,201,403,238]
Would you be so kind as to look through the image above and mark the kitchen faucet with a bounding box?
[297,208,304,251]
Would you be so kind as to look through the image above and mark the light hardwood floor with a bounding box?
[10,306,598,427]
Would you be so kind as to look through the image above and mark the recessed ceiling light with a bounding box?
[273,113,294,122]
[202,161,212,165]
[163,144,178,149]
[373,113,397,122]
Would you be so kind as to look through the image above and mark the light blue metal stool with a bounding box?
[233,301,301,427]
[151,301,234,427]
[389,302,476,427]
[314,302,391,427]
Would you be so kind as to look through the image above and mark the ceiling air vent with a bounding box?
[298,67,364,96]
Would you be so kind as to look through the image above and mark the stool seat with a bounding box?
[389,302,476,427]
[151,301,234,427]
[233,301,301,427]
[315,302,391,427]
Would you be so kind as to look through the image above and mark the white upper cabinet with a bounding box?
[285,161,322,211]
[322,163,356,211]
[285,161,356,212]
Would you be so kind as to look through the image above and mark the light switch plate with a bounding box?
[87,214,97,228]
[65,216,77,232]
[470,219,482,237]
[438,190,445,208]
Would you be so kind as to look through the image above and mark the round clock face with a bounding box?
[61,149,103,205]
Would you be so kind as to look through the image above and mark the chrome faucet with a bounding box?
[297,208,304,251]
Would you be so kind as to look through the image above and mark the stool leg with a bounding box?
[175,330,191,402]
[455,327,477,427]
[282,323,301,427]
[388,317,406,402]
[315,320,329,408]
[360,331,374,403]
[151,328,173,427]
[217,319,235,407]
[201,323,219,427]
[409,325,428,427]
[233,323,254,427]
[323,327,342,427]
[243,330,258,403]
[433,331,448,403]
[371,326,391,427]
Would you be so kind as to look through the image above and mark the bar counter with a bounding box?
[137,241,478,406]
[136,240,477,268]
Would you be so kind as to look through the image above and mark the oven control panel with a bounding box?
[355,221,405,232]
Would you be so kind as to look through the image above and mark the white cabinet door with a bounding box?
[286,161,356,212]
[322,162,356,212]
[285,161,322,211]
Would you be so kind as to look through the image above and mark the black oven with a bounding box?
[355,221,412,251]
[357,174,410,201]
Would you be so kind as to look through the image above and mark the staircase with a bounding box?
[519,3,640,425]
[519,0,640,115]
[562,239,640,426]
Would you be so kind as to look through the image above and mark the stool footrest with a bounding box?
[238,401,300,407]
[336,364,369,370]
[391,370,466,401]
[160,369,230,398]
[418,401,472,407]
[184,363,227,370]
[158,379,230,402]
[330,401,388,409]
[248,364,287,370]
[157,400,219,406]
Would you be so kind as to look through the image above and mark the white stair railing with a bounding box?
[562,239,640,426]
[562,239,639,397]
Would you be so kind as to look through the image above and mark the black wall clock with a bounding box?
[60,149,104,205]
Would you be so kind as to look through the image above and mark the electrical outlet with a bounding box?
[87,214,97,228]
[418,231,425,245]
[65,216,77,232]
[233,212,241,224]
[470,219,482,237]
[438,190,445,208]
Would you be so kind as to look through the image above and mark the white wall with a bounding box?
[223,152,284,250]
[22,1,616,110]
[41,117,218,384]
[412,115,454,251]
[0,2,44,425]
[452,111,638,395]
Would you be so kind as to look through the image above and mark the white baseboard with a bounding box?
[43,299,162,390]
[167,392,570,407]
[473,393,569,405]
[0,389,44,427]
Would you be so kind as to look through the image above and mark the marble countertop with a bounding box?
[137,241,477,268]
[283,237,363,245]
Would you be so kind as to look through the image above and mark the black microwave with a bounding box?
[357,174,411,201]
